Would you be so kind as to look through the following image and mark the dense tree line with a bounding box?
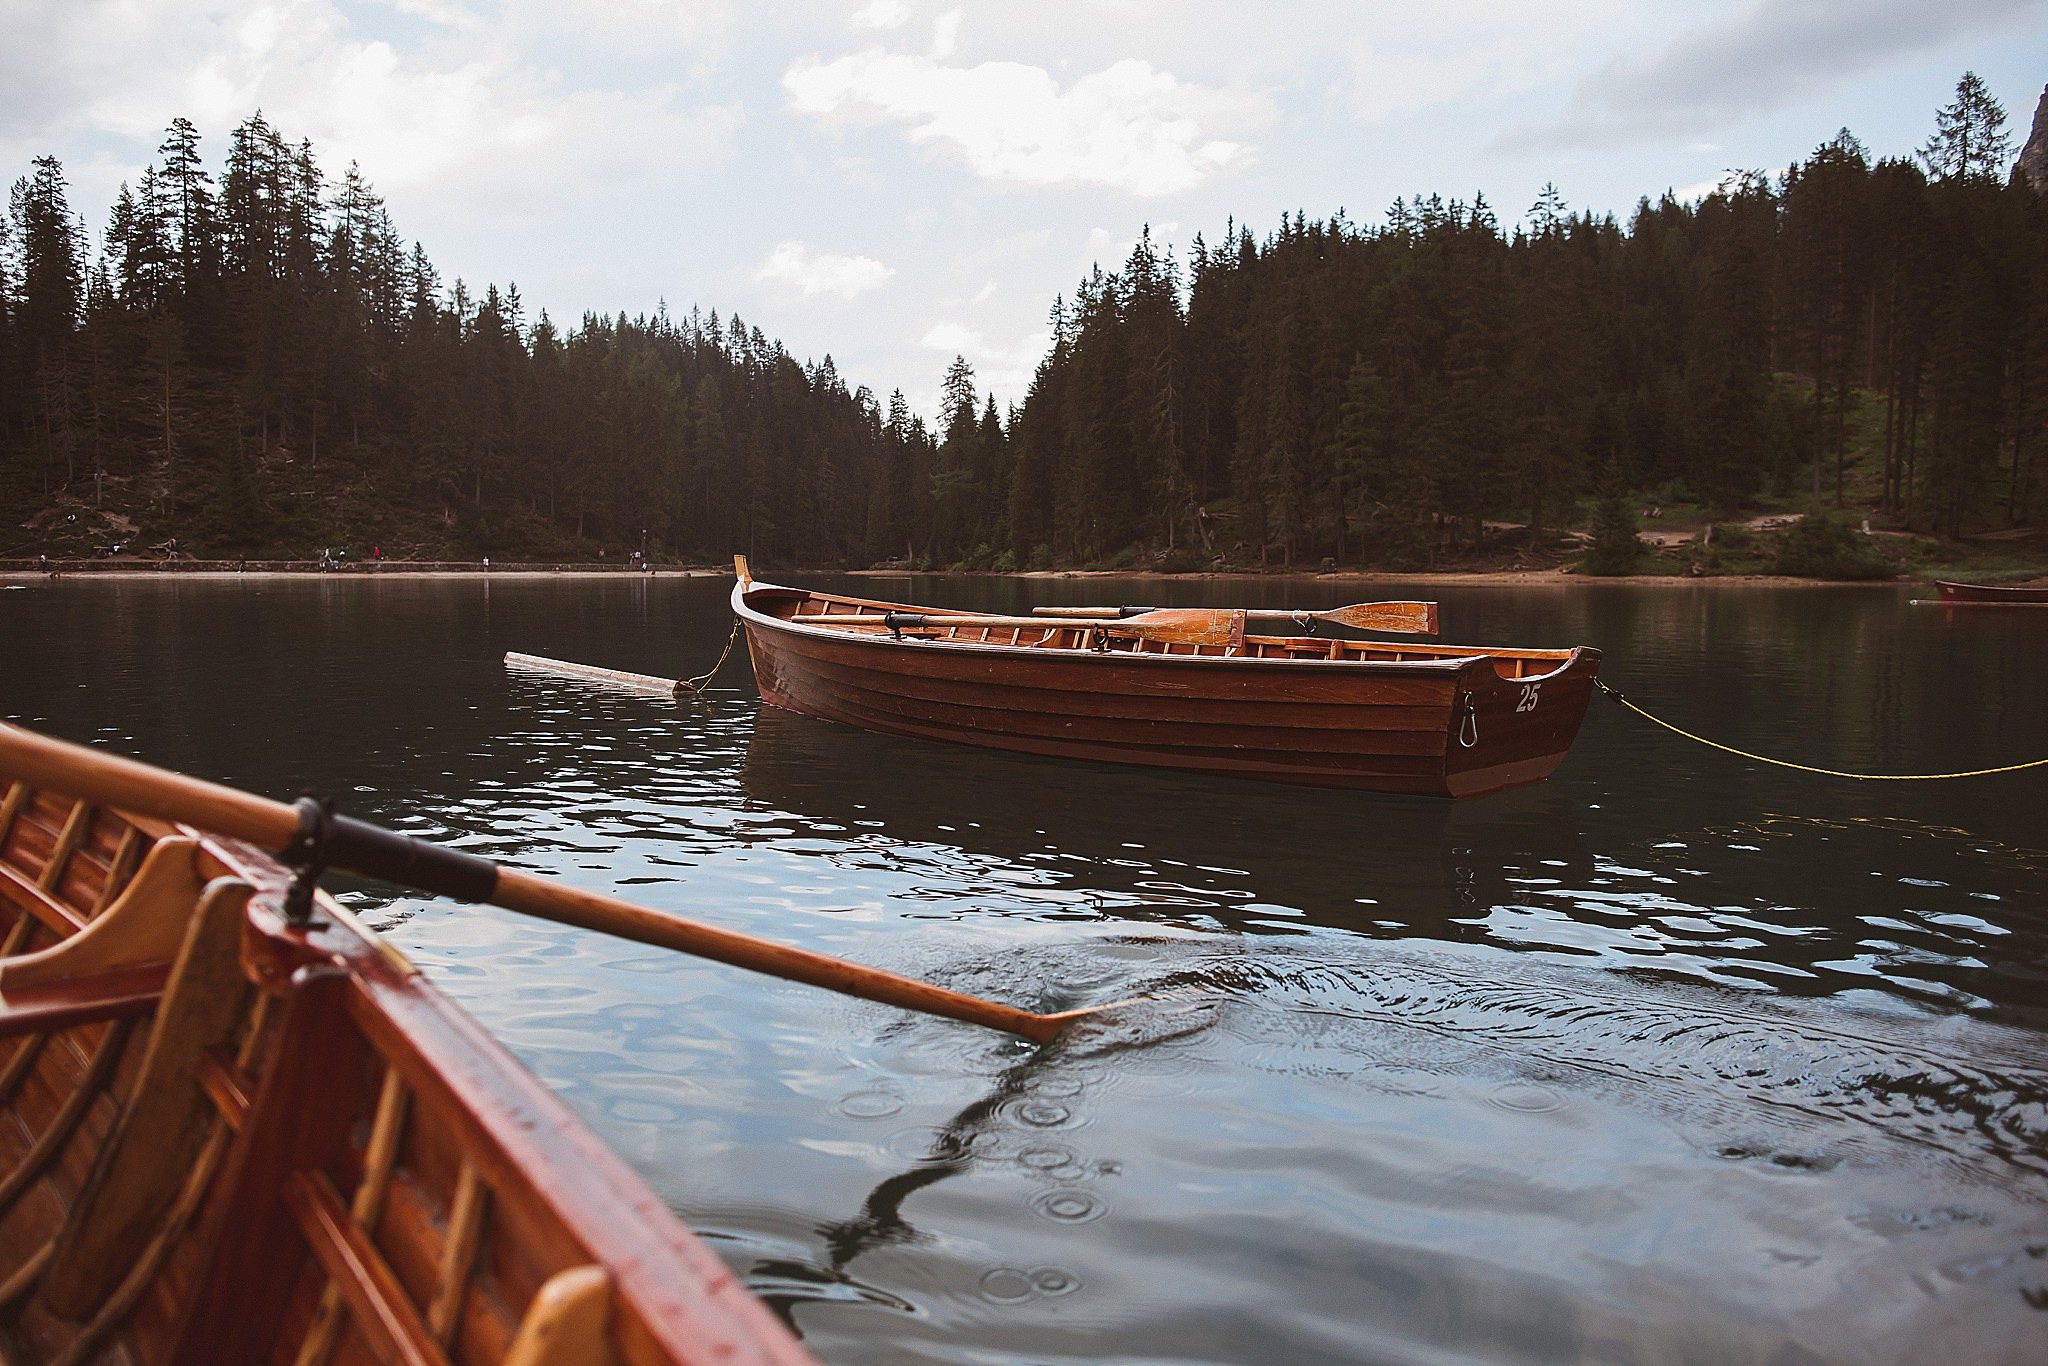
[2,76,2042,568]
[971,73,2044,568]
[0,112,938,561]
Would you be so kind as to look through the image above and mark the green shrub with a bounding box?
[1772,514,1891,579]
[1580,474,1645,576]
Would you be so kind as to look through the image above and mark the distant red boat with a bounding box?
[732,560,1601,799]
[1934,580,2048,605]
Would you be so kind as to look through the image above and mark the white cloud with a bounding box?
[916,319,1049,407]
[930,9,962,59]
[850,0,911,30]
[0,0,740,236]
[784,46,1269,196]
[758,240,895,300]
[1672,174,1734,202]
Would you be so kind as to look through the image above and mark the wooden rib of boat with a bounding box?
[732,562,1602,799]
[1934,579,2048,605]
[0,745,812,1365]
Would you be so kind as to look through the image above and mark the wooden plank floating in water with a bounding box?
[503,651,679,693]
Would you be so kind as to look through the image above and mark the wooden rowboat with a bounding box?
[732,562,1602,799]
[1934,579,2048,605]
[0,734,813,1364]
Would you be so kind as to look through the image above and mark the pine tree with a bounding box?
[154,117,217,299]
[1782,130,1869,507]
[1582,465,1644,575]
[1919,72,2012,182]
[8,156,84,490]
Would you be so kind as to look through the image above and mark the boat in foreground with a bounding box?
[732,562,1601,799]
[1934,579,2048,605]
[0,728,812,1365]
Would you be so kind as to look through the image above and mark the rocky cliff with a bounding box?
[2022,84,2048,190]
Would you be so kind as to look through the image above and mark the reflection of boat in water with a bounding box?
[1933,579,2048,605]
[733,562,1601,798]
[738,706,1593,933]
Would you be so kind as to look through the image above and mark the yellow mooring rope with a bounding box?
[1593,677,2048,781]
[676,617,741,699]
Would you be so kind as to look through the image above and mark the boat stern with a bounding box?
[1440,647,1602,798]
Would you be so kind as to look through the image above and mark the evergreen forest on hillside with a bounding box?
[1,76,2043,572]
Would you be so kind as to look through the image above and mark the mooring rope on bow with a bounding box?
[675,617,742,699]
[1593,677,2048,781]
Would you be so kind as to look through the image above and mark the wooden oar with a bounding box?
[792,609,1272,648]
[0,725,1095,1043]
[1032,600,1440,636]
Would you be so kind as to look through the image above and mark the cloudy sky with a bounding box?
[4,0,2044,415]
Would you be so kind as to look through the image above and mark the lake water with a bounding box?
[6,573,2046,1363]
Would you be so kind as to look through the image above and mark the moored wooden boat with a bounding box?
[0,735,813,1364]
[732,562,1601,799]
[1934,579,2048,605]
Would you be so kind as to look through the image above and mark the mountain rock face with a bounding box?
[2023,85,2048,190]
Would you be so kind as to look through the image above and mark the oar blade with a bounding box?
[1112,609,1238,647]
[1322,600,1438,635]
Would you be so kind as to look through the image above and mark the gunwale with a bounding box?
[0,759,815,1366]
[1933,579,2048,604]
[734,578,1584,680]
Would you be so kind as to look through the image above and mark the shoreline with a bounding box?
[0,565,728,583]
[856,567,1918,589]
[1,564,1944,588]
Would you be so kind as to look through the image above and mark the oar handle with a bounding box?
[0,725,1081,1043]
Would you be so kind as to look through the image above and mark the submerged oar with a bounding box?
[0,725,1096,1043]
[1032,600,1440,636]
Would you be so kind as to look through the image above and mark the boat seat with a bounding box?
[0,874,255,1354]
[0,962,168,1041]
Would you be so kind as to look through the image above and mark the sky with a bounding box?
[3,0,2045,417]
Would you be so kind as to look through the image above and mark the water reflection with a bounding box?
[738,705,2048,1019]
[8,574,2048,1363]
[738,704,1596,934]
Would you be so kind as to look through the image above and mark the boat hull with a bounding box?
[736,583,1599,799]
[0,741,811,1366]
[1934,579,2048,605]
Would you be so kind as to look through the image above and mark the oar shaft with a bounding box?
[0,725,292,848]
[1031,603,1434,624]
[490,871,1069,1040]
[792,613,1069,630]
[792,611,1237,648]
[0,725,1075,1043]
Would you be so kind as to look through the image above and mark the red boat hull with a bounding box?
[736,581,1599,799]
[1935,579,2048,605]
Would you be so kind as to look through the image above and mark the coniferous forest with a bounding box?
[2,76,2043,570]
